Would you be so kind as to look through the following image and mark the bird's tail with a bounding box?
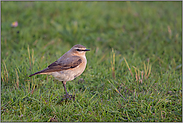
[29,68,50,77]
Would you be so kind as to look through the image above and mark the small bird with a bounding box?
[29,44,90,100]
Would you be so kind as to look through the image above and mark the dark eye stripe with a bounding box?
[76,49,82,51]
[76,49,90,51]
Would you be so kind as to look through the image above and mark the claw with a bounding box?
[61,94,75,102]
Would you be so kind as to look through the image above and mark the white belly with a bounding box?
[51,71,75,82]
[51,63,86,82]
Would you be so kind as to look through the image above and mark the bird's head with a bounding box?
[70,44,90,56]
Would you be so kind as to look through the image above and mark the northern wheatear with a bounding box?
[29,44,90,100]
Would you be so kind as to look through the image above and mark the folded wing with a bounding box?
[48,56,82,71]
[29,56,82,77]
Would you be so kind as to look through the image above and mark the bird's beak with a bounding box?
[84,49,90,51]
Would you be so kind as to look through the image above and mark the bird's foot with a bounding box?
[61,94,75,102]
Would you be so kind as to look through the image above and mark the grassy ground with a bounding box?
[1,1,182,122]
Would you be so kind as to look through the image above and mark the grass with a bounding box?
[1,1,182,122]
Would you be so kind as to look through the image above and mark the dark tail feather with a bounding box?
[29,68,49,77]
[29,71,42,77]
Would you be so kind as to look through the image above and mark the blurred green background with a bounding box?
[1,1,182,122]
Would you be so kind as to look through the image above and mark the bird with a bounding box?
[29,44,90,100]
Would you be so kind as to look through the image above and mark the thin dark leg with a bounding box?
[62,81,69,96]
[61,81,75,101]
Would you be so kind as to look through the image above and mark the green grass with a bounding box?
[1,1,182,122]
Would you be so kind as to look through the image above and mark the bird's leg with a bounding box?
[62,81,69,96]
[62,81,75,101]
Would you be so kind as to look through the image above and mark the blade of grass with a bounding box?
[108,80,126,101]
[15,68,19,89]
[2,60,8,83]
[27,45,31,69]
[123,57,133,77]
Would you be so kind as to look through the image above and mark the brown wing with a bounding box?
[29,56,82,77]
[47,56,82,71]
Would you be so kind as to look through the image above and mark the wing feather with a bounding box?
[47,56,82,72]
[29,56,82,77]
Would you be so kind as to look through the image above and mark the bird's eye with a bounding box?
[76,49,81,51]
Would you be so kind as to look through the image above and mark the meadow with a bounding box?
[1,1,182,122]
